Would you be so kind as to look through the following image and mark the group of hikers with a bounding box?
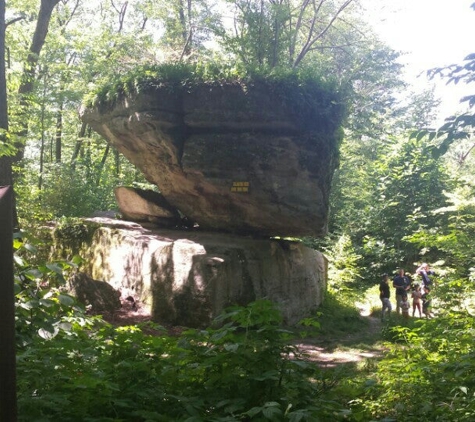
[379,263,435,321]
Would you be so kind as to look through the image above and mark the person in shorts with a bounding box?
[379,273,392,321]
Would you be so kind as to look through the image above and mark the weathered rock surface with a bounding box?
[81,82,344,237]
[70,218,326,327]
[114,186,181,226]
[67,272,121,313]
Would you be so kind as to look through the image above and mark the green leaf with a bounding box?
[245,406,263,418]
[58,322,73,332]
[263,404,282,420]
[38,326,59,340]
[58,294,75,306]
[46,263,63,274]
[224,343,239,352]
[39,299,56,307]
[14,254,25,267]
[21,300,39,310]
[71,255,84,265]
[13,238,23,249]
[23,243,38,253]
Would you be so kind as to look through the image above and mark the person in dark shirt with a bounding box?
[393,268,410,315]
[379,273,392,321]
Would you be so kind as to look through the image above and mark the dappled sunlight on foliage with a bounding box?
[15,236,363,421]
[361,276,475,421]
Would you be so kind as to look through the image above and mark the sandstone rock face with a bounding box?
[67,272,121,313]
[81,83,343,237]
[114,186,181,226]
[75,219,327,327]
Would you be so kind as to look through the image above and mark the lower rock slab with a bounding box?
[70,218,327,327]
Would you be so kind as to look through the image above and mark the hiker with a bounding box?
[379,273,392,321]
[401,293,410,319]
[416,263,435,289]
[393,268,410,315]
[411,283,423,318]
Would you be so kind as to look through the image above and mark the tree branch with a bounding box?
[6,16,25,27]
[293,0,355,68]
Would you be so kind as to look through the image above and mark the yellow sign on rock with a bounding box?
[231,181,249,193]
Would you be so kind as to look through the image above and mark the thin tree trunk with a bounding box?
[96,144,110,186]
[55,102,63,163]
[0,0,18,231]
[71,121,87,170]
[38,80,47,190]
[114,148,120,176]
[292,0,354,68]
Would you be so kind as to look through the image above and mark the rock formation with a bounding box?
[81,81,344,237]
[66,218,327,327]
[73,77,345,325]
[114,186,181,227]
[67,272,121,313]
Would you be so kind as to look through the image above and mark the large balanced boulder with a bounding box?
[81,79,345,237]
[65,218,327,327]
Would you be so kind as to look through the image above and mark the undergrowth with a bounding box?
[317,292,369,339]
[14,231,475,421]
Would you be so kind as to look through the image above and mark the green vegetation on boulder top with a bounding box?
[85,62,348,130]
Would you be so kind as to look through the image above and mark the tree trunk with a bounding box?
[0,0,10,187]
[0,0,6,134]
[96,144,110,186]
[55,103,63,163]
[71,121,87,170]
[0,0,18,231]
[38,79,47,190]
[0,186,16,422]
[14,0,61,162]
[114,148,120,176]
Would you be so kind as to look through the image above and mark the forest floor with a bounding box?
[295,314,384,367]
[103,298,386,367]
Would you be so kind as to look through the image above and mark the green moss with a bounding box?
[53,218,100,258]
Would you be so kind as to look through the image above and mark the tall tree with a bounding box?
[0,2,17,420]
[220,0,358,70]
[14,0,61,162]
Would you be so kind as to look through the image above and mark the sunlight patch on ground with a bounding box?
[355,301,372,317]
[296,343,382,368]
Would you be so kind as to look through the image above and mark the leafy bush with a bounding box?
[17,298,351,421]
[360,275,475,422]
[14,236,348,422]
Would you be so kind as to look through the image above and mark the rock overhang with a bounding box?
[81,77,346,237]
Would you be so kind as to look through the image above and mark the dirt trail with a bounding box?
[295,315,384,367]
[105,299,386,367]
